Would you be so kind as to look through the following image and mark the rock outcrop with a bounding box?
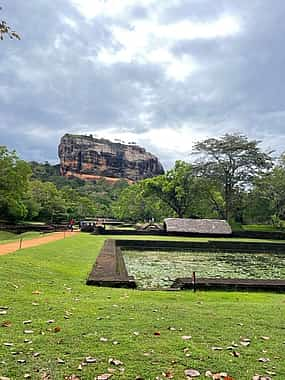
[58,134,164,182]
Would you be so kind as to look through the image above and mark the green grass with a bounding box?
[0,231,44,244]
[0,233,284,379]
[242,224,283,232]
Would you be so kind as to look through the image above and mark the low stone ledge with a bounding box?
[86,239,136,288]
[171,278,285,292]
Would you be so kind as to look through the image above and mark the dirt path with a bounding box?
[0,231,79,256]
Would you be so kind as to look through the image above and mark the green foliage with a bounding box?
[193,134,273,220]
[246,165,285,225]
[143,161,202,218]
[24,180,67,223]
[0,146,32,221]
[0,6,20,40]
[112,182,173,222]
[30,161,85,189]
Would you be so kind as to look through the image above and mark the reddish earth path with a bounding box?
[0,231,79,256]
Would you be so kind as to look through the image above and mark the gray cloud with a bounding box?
[0,0,285,169]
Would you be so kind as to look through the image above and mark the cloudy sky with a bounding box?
[1,0,285,168]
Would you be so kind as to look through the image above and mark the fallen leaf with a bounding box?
[258,358,270,363]
[85,356,97,363]
[1,321,12,328]
[240,341,250,347]
[54,326,61,333]
[108,358,123,366]
[184,369,200,377]
[17,359,26,364]
[211,373,229,380]
[96,374,112,380]
[162,371,174,378]
[154,331,161,336]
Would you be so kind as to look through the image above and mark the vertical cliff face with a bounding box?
[58,134,164,182]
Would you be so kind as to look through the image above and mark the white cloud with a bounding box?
[96,14,240,81]
[70,0,157,19]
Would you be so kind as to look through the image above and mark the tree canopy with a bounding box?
[0,146,31,220]
[193,133,273,221]
[143,161,202,218]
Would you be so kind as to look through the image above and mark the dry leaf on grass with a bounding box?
[1,321,12,328]
[96,374,113,380]
[85,356,97,364]
[108,358,123,366]
[258,358,270,363]
[184,369,200,377]
[24,330,34,334]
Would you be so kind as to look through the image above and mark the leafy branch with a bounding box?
[0,6,20,40]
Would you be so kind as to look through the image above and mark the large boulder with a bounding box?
[58,134,164,182]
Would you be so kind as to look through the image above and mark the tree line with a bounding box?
[1,133,284,227]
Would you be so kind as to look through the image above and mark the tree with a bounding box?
[0,146,31,220]
[193,134,273,221]
[143,161,202,218]
[112,182,173,222]
[0,6,20,40]
[27,180,67,223]
[248,162,285,225]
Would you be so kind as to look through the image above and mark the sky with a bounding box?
[1,0,285,169]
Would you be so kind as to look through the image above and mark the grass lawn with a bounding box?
[0,233,284,380]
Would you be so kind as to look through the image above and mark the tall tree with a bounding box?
[112,182,173,222]
[249,161,285,225]
[143,161,201,218]
[193,134,272,221]
[0,146,31,220]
